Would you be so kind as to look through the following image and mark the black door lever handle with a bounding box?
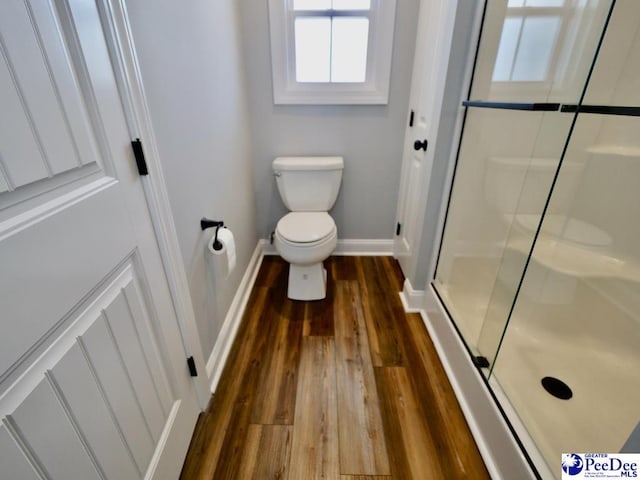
[414,139,428,151]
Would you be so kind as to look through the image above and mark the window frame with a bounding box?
[268,0,397,105]
[490,2,573,96]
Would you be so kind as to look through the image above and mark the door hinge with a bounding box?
[409,110,414,127]
[131,138,148,176]
[187,356,198,377]
[396,222,402,236]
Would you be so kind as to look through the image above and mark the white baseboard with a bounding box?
[260,240,276,255]
[261,238,394,256]
[398,278,425,312]
[335,239,394,255]
[206,241,264,393]
[419,285,538,480]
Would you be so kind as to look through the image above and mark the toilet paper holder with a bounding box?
[200,217,224,251]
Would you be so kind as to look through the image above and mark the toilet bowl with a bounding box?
[275,212,338,264]
[275,212,338,300]
[272,157,344,300]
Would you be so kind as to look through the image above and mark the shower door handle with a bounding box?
[414,139,428,151]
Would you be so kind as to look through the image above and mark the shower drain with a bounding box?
[541,376,573,400]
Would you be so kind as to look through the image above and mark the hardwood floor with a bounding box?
[180,256,490,480]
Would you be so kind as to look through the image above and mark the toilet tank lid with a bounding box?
[273,156,344,171]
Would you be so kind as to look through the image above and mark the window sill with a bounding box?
[273,83,390,105]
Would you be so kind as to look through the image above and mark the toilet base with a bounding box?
[287,262,327,301]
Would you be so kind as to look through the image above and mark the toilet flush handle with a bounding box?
[273,171,281,177]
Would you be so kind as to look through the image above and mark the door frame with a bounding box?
[393,0,460,284]
[95,0,210,407]
[423,1,484,288]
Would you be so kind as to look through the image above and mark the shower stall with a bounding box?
[432,0,640,477]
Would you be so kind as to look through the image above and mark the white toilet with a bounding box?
[272,156,344,301]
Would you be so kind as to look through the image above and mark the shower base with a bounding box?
[434,255,640,478]
[492,289,640,477]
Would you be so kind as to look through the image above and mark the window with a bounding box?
[492,0,570,83]
[268,0,396,104]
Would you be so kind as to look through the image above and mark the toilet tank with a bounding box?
[273,156,344,211]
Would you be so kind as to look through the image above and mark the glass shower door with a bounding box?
[491,0,640,475]
[433,0,613,367]
[435,0,640,476]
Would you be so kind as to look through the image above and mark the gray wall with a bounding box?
[125,0,258,359]
[239,0,420,240]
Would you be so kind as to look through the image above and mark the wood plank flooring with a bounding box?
[180,256,490,480]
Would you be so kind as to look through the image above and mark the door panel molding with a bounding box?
[1,258,186,479]
[49,344,142,479]
[0,0,107,207]
[8,379,103,479]
[0,424,43,479]
[0,184,132,381]
[2,258,155,409]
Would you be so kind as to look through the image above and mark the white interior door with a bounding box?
[394,0,458,280]
[0,1,199,478]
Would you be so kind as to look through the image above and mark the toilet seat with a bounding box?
[276,212,336,244]
[274,211,338,268]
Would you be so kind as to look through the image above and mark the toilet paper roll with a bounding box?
[208,227,236,276]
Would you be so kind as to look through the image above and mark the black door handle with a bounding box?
[414,139,428,151]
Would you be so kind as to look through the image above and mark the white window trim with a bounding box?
[489,2,575,99]
[268,0,396,105]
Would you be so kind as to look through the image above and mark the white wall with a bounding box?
[124,0,258,359]
[239,0,420,240]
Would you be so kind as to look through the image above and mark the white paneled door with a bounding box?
[0,1,199,479]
